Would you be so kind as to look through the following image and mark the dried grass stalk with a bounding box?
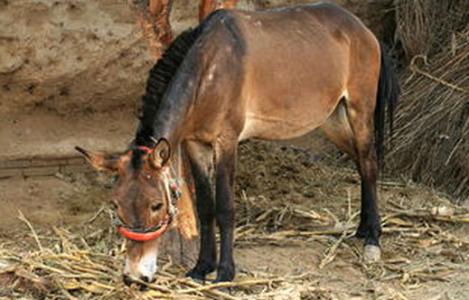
[389,26,469,200]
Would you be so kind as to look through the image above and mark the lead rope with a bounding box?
[162,163,183,219]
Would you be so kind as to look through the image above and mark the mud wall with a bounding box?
[1,0,152,116]
[0,0,394,116]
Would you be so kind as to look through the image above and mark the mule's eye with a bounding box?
[151,203,163,212]
[111,201,118,210]
[111,175,119,184]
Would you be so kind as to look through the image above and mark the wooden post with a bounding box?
[199,0,239,22]
[135,0,239,58]
[136,0,174,59]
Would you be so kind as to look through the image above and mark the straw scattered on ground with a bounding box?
[1,141,469,299]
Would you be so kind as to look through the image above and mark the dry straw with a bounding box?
[395,0,469,59]
[390,0,469,200]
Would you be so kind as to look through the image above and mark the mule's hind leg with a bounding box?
[185,141,217,281]
[321,99,356,158]
[322,94,382,262]
[346,95,382,262]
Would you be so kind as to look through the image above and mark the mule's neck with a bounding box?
[152,55,201,149]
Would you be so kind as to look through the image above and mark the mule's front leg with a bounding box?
[185,142,217,281]
[214,141,237,282]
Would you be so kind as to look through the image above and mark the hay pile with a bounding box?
[390,1,469,201]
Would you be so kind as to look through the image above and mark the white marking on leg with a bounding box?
[363,245,381,263]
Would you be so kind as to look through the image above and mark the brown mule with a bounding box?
[77,3,399,284]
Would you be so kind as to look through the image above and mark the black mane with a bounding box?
[135,26,203,147]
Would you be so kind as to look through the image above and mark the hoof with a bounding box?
[186,269,207,282]
[363,245,381,263]
[185,262,216,282]
[214,265,235,283]
[214,274,234,283]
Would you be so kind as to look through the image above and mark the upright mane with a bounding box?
[135,26,203,147]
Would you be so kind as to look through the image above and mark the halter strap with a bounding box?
[116,218,170,242]
[162,167,180,218]
[137,146,153,153]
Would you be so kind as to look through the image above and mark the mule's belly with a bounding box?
[238,112,321,141]
[238,91,343,141]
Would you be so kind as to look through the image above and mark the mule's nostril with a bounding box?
[123,274,133,286]
[138,275,154,291]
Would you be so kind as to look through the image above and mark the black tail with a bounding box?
[375,43,400,165]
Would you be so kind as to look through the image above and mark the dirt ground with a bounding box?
[1,139,468,299]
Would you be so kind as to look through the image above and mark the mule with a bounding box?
[76,2,399,284]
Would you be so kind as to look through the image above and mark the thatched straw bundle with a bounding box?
[389,25,469,200]
[395,0,469,60]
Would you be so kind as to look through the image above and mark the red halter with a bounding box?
[116,218,170,242]
[137,146,153,154]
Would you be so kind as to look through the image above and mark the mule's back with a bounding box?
[228,3,380,140]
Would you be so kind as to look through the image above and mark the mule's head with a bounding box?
[76,139,179,285]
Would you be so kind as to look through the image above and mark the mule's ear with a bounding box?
[75,146,121,172]
[149,138,171,169]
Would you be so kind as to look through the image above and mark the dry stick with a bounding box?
[159,270,241,300]
[389,208,469,224]
[17,209,43,251]
[84,205,107,224]
[347,188,352,219]
[53,227,76,253]
[378,181,407,187]
[319,190,359,269]
[323,208,340,225]
[58,283,79,300]
[410,56,469,95]
[178,278,283,294]
[444,138,463,165]
[319,230,350,269]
